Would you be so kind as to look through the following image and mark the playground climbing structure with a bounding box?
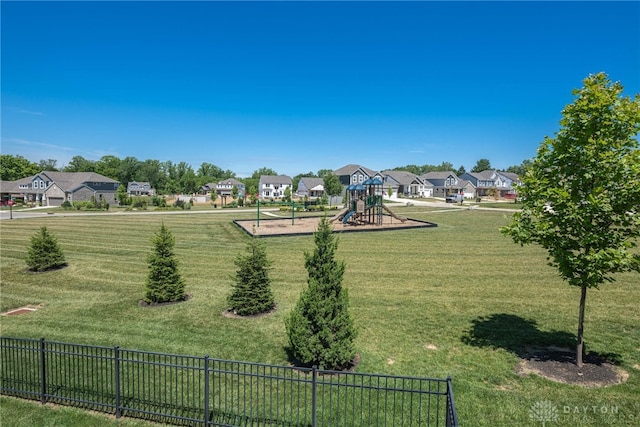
[330,178,406,226]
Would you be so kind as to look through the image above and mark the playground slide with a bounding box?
[342,210,356,224]
[330,207,350,223]
[381,204,407,222]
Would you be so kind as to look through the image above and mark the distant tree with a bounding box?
[94,155,121,180]
[177,163,197,194]
[323,173,343,207]
[117,156,141,185]
[145,224,186,304]
[393,164,421,175]
[387,185,393,197]
[251,167,278,180]
[435,161,454,172]
[0,154,39,181]
[38,159,58,171]
[501,72,640,367]
[137,159,166,193]
[317,169,333,178]
[506,159,532,177]
[456,165,466,176]
[286,217,357,370]
[26,226,67,272]
[210,188,218,205]
[227,235,275,316]
[471,159,492,173]
[64,155,95,172]
[232,185,239,202]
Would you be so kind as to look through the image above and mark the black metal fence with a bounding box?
[1,337,458,426]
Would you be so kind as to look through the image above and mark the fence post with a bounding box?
[39,338,46,404]
[114,346,121,418]
[446,375,457,427]
[311,365,317,427]
[204,355,210,427]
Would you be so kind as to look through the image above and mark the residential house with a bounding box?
[421,171,463,198]
[216,178,246,199]
[297,177,325,198]
[333,164,379,187]
[459,170,520,197]
[381,170,432,198]
[0,171,119,207]
[127,181,154,196]
[258,175,292,199]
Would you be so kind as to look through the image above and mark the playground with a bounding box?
[235,178,437,237]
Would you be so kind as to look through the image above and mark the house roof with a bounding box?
[217,178,244,186]
[333,164,377,177]
[381,170,423,185]
[299,177,324,189]
[259,175,292,185]
[497,171,520,182]
[421,171,459,180]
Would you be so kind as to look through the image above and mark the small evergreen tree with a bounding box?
[227,235,275,316]
[285,216,357,370]
[26,226,67,272]
[144,224,186,303]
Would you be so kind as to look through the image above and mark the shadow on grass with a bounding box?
[461,313,623,364]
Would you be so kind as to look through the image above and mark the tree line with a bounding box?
[0,153,530,196]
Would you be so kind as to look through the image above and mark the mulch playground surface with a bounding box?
[234,215,437,237]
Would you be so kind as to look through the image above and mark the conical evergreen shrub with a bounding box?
[144,224,186,303]
[25,226,67,272]
[285,216,357,370]
[227,235,275,316]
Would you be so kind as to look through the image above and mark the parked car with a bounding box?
[446,194,463,203]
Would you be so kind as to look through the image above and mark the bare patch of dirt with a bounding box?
[222,305,278,319]
[515,346,627,387]
[1,304,43,316]
[234,215,436,237]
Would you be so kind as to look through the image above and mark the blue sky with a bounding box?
[2,1,638,178]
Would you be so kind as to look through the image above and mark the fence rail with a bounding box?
[1,337,458,426]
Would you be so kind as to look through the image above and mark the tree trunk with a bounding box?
[576,285,587,367]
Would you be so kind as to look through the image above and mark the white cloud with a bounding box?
[7,107,46,116]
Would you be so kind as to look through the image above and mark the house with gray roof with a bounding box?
[382,170,432,198]
[459,170,520,197]
[333,164,380,186]
[1,171,119,206]
[297,177,324,198]
[420,171,463,198]
[258,175,292,199]
[127,181,154,196]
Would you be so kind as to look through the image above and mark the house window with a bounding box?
[358,175,363,183]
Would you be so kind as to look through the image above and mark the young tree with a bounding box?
[26,226,67,272]
[145,224,186,304]
[210,188,218,206]
[501,73,640,367]
[232,185,239,202]
[323,172,343,207]
[285,217,357,370]
[227,235,275,316]
[283,186,292,203]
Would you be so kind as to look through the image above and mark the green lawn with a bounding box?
[1,207,638,426]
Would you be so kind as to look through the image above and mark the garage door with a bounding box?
[48,197,64,207]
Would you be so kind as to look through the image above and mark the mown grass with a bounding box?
[1,207,639,426]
